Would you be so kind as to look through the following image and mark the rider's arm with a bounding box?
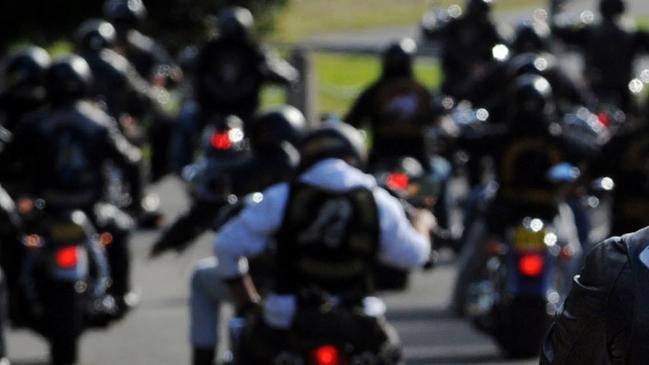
[214,183,290,277]
[98,107,144,208]
[540,237,632,365]
[344,87,375,128]
[374,188,432,270]
[214,183,289,311]
[260,48,299,86]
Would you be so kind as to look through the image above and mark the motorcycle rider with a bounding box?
[103,0,181,182]
[346,38,437,168]
[103,0,178,81]
[173,6,299,173]
[589,119,649,236]
[421,0,504,100]
[75,18,153,126]
[540,226,649,364]
[451,75,592,316]
[179,106,305,365]
[0,47,51,133]
[551,0,649,112]
[209,122,433,364]
[510,19,551,56]
[150,105,304,257]
[0,185,20,365]
[0,56,143,316]
[345,38,452,231]
[76,18,165,226]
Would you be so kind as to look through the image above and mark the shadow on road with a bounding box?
[407,353,504,364]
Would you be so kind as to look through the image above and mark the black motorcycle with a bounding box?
[150,115,250,256]
[13,197,115,365]
[227,294,400,365]
[461,164,582,358]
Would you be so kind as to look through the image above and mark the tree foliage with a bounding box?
[0,0,289,56]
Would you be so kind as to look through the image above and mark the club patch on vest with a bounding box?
[640,247,649,270]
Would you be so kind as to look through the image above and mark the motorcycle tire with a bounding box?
[40,280,83,365]
[493,296,548,359]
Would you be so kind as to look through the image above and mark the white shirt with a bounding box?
[214,158,430,327]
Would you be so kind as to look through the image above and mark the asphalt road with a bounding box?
[5,177,539,365]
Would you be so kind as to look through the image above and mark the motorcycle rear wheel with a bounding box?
[493,297,548,359]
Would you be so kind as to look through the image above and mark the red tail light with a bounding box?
[313,345,340,365]
[597,112,610,127]
[518,254,545,277]
[56,246,79,269]
[386,173,409,191]
[210,131,232,150]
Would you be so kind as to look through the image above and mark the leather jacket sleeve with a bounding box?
[541,237,634,365]
[101,112,144,207]
[260,48,299,86]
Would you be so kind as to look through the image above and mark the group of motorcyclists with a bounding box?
[1,0,649,364]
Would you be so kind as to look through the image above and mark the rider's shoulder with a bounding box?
[579,234,631,290]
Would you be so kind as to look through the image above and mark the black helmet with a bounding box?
[76,19,116,52]
[45,56,93,105]
[599,0,625,19]
[249,105,307,151]
[510,74,553,115]
[465,0,492,19]
[299,122,367,170]
[104,0,147,26]
[217,6,254,39]
[511,21,549,54]
[3,47,51,97]
[507,52,556,79]
[382,38,417,78]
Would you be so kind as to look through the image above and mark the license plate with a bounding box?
[49,223,86,243]
[513,227,547,252]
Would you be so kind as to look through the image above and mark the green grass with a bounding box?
[262,52,441,116]
[271,0,545,42]
[316,52,441,115]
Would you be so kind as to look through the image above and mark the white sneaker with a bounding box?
[0,356,10,365]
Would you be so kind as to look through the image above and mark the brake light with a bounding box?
[56,246,79,269]
[313,345,340,365]
[386,173,409,191]
[211,131,232,150]
[597,112,610,127]
[518,254,545,277]
[99,232,113,247]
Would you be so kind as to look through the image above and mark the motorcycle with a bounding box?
[462,163,582,358]
[13,197,116,365]
[150,115,250,256]
[226,294,400,365]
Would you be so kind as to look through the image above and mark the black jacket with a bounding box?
[541,226,649,365]
[345,77,437,168]
[552,18,649,110]
[0,100,142,209]
[195,37,297,121]
[79,48,152,119]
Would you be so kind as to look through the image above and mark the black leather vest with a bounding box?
[273,183,380,296]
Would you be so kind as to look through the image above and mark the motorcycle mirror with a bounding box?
[546,162,580,183]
